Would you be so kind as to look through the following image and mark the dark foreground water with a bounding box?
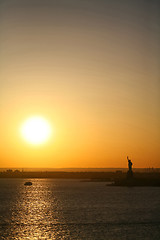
[0,179,160,240]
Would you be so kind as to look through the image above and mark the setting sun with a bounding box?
[20,116,52,145]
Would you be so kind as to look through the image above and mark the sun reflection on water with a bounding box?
[10,179,70,239]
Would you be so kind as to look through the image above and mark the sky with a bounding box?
[0,0,160,168]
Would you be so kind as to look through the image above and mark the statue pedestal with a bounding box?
[127,170,133,179]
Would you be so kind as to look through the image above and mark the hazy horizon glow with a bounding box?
[0,0,160,168]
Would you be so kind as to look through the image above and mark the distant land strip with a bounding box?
[0,168,160,172]
[0,170,160,180]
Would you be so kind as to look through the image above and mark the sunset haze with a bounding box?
[0,0,160,168]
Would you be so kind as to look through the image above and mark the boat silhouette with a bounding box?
[24,181,32,186]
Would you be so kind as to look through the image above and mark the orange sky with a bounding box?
[0,0,160,168]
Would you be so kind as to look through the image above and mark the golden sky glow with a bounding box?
[0,0,160,168]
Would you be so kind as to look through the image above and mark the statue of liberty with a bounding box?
[127,156,133,179]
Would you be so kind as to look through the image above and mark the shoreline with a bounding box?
[1,171,160,186]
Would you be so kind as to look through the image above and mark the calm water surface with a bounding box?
[0,179,160,239]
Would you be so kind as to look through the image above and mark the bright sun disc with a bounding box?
[20,116,52,145]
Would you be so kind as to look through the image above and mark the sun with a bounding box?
[20,116,52,145]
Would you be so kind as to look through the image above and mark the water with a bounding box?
[0,179,160,239]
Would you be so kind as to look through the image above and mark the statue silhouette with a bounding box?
[127,156,133,172]
[127,156,133,179]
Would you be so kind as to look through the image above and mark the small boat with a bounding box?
[24,181,32,186]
